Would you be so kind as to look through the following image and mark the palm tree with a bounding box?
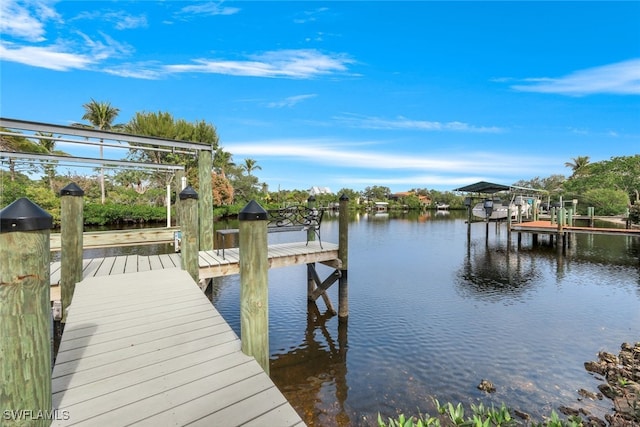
[242,158,261,176]
[564,156,590,177]
[213,148,234,179]
[80,99,121,204]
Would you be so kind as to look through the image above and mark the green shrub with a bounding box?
[581,188,630,216]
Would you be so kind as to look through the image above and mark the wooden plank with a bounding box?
[50,261,62,285]
[137,255,151,272]
[94,256,116,277]
[82,257,105,278]
[50,269,304,427]
[124,255,138,274]
[110,255,128,275]
[50,227,180,251]
[148,255,164,270]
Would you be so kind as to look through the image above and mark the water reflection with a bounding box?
[270,303,350,427]
[457,241,540,301]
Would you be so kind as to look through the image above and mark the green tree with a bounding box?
[80,99,122,204]
[0,127,48,180]
[363,185,391,201]
[125,111,219,192]
[563,155,640,203]
[213,148,234,179]
[242,158,262,176]
[564,156,590,177]
[582,188,630,216]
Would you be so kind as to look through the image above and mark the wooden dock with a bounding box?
[50,241,340,300]
[51,268,305,426]
[510,220,640,237]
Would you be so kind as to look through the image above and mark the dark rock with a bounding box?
[477,379,496,393]
[585,361,606,375]
[585,415,606,427]
[513,409,530,420]
[599,351,618,365]
[558,406,580,417]
[598,383,618,399]
[578,388,599,400]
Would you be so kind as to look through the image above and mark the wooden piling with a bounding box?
[0,198,53,424]
[179,186,199,283]
[307,196,316,298]
[173,170,185,227]
[238,200,270,374]
[60,183,84,323]
[338,194,349,319]
[198,149,214,251]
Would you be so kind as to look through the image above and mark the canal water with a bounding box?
[207,211,639,426]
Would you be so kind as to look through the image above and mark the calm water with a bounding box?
[207,211,640,426]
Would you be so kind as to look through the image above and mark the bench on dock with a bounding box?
[217,206,323,259]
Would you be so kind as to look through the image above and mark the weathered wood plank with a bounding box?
[50,227,180,251]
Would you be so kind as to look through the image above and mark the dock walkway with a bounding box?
[510,220,640,237]
[50,241,340,299]
[51,268,305,426]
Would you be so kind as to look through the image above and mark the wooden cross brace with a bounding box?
[307,263,341,315]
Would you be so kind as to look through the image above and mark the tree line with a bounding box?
[1,101,638,225]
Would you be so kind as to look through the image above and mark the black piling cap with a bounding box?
[60,182,85,197]
[179,186,199,200]
[340,193,350,201]
[0,197,53,233]
[238,200,267,221]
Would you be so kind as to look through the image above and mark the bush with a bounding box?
[581,188,629,216]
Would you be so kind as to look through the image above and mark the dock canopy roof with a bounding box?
[452,181,511,194]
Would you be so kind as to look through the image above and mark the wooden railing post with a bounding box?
[179,186,199,283]
[338,194,349,319]
[198,150,214,251]
[0,198,53,424]
[239,200,270,374]
[60,183,84,323]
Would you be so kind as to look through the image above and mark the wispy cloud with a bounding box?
[225,139,548,176]
[293,7,329,24]
[177,2,240,17]
[72,10,148,30]
[164,49,354,79]
[0,43,94,71]
[0,0,59,42]
[510,59,640,96]
[267,94,317,108]
[334,114,505,133]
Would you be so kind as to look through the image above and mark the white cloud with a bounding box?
[510,59,640,96]
[267,94,317,108]
[0,0,60,42]
[72,10,148,30]
[178,2,240,17]
[165,49,353,79]
[0,43,93,70]
[224,139,548,176]
[334,114,505,133]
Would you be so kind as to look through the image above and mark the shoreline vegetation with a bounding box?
[379,342,639,427]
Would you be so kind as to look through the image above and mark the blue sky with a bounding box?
[1,1,639,193]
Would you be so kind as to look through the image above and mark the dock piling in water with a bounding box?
[338,194,349,320]
[238,200,270,374]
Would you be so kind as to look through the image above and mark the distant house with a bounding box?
[373,202,389,212]
[309,186,333,196]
